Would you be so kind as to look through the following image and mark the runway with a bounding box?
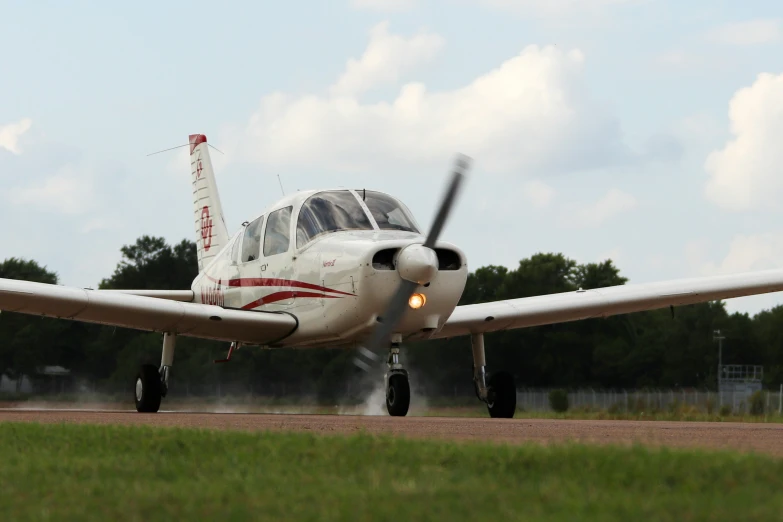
[2,408,783,456]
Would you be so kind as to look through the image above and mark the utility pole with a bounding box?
[713,330,725,406]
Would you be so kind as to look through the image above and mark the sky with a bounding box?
[1,0,783,315]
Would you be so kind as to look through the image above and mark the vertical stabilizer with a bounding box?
[189,134,229,272]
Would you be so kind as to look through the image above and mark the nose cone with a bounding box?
[397,244,439,285]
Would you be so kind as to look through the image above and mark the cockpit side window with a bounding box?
[296,190,374,248]
[264,206,293,257]
[361,191,420,233]
[229,232,242,264]
[241,215,264,262]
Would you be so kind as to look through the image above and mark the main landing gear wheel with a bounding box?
[386,373,411,417]
[135,364,162,413]
[486,371,516,419]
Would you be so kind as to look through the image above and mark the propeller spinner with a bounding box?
[353,154,471,372]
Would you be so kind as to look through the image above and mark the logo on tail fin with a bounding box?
[201,206,213,251]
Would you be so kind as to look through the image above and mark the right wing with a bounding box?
[0,278,296,345]
[433,268,783,339]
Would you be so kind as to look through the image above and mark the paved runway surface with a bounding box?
[2,409,783,455]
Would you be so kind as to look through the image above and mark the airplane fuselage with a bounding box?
[191,189,468,349]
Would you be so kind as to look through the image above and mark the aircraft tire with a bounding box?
[386,373,410,417]
[135,364,162,413]
[487,371,516,418]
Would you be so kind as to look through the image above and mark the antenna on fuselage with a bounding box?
[277,174,286,196]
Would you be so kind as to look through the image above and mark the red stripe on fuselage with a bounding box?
[203,274,355,297]
[240,291,342,310]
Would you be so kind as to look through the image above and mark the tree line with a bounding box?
[2,236,783,399]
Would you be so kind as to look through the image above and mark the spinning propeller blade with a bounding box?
[353,154,471,372]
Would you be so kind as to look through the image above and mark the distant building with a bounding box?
[719,364,762,408]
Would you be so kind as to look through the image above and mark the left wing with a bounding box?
[0,278,296,345]
[97,289,195,302]
[433,269,783,339]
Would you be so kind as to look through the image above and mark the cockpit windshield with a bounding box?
[360,191,420,233]
[296,190,373,248]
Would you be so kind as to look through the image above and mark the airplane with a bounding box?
[3,133,783,418]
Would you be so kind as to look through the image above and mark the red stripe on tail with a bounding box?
[189,134,207,154]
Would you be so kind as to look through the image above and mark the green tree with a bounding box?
[0,259,69,388]
[754,306,783,385]
[0,258,57,284]
[100,236,197,290]
[573,260,628,290]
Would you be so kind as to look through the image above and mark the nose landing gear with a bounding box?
[385,339,410,417]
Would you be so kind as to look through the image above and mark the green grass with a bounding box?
[1,423,782,521]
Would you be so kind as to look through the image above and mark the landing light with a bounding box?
[409,293,426,309]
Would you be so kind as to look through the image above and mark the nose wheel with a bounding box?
[384,340,411,417]
[386,371,410,416]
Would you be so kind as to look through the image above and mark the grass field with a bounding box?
[0,422,782,521]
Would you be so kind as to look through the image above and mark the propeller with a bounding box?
[353,154,471,372]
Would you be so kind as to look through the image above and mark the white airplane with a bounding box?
[3,133,783,418]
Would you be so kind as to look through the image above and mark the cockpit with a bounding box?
[228,190,421,266]
[295,190,420,248]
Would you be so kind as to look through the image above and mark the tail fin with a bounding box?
[189,134,229,272]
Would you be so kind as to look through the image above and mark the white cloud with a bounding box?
[233,34,626,175]
[0,118,32,155]
[687,233,783,276]
[8,166,95,215]
[569,188,637,228]
[331,22,444,97]
[352,0,417,11]
[705,72,783,211]
[521,179,555,208]
[708,19,781,46]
